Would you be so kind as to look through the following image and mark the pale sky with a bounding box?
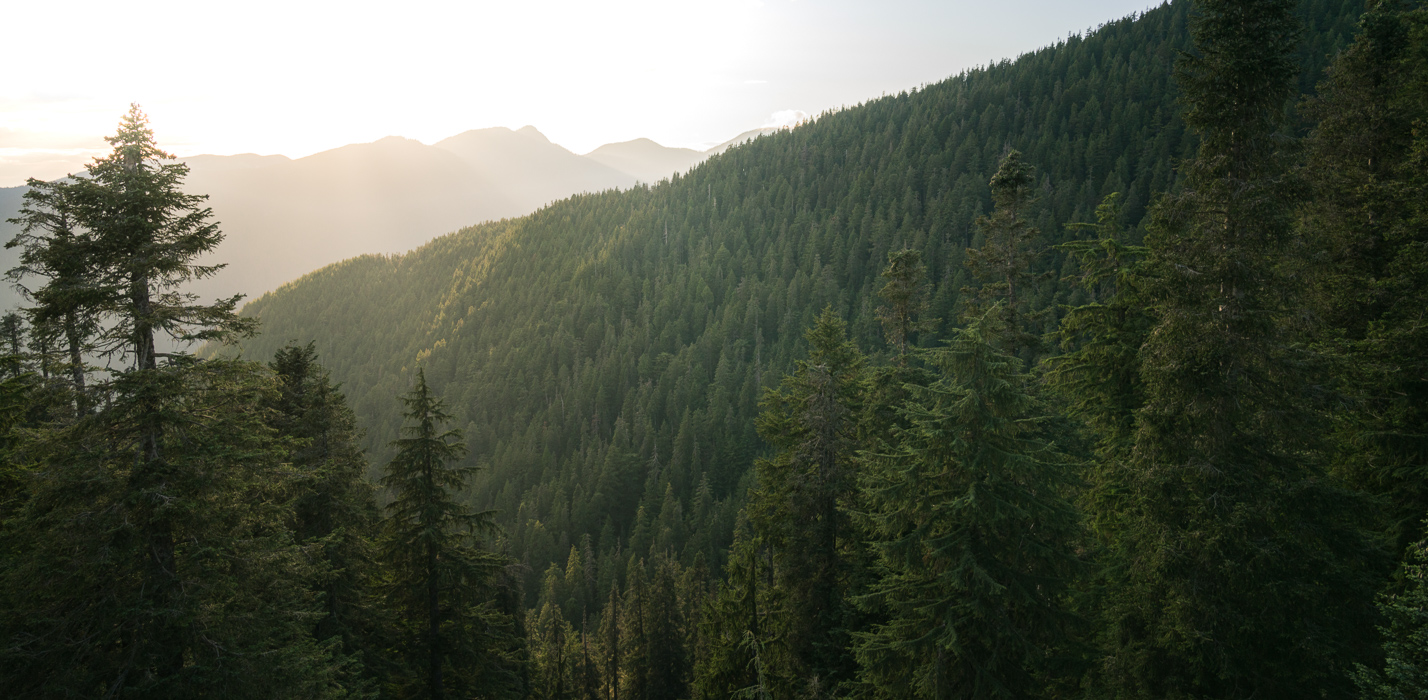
[2,0,1163,187]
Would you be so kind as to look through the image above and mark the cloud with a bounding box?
[763,109,809,129]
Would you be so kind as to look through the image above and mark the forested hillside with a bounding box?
[238,0,1359,585]
[8,0,1427,697]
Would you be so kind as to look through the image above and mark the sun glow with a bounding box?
[3,0,1159,186]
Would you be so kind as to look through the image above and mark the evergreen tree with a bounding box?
[379,368,519,699]
[855,311,1079,699]
[1045,193,1151,535]
[875,249,937,362]
[267,342,387,689]
[695,527,786,700]
[748,306,866,694]
[0,359,344,699]
[6,175,102,410]
[1356,522,1428,699]
[963,150,1047,360]
[1097,1,1387,695]
[0,107,337,699]
[1301,0,1428,557]
[597,587,624,700]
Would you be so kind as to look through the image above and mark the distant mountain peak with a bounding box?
[516,125,550,142]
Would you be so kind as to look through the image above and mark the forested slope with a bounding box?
[236,0,1363,586]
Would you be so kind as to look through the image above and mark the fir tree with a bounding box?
[379,368,519,699]
[6,175,102,410]
[855,310,1079,699]
[0,107,335,699]
[267,342,386,690]
[1356,522,1428,699]
[748,306,866,693]
[1301,0,1428,557]
[1097,1,1387,695]
[963,150,1047,360]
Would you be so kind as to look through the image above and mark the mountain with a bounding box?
[705,126,783,155]
[228,0,1363,587]
[0,124,784,315]
[434,126,637,211]
[584,138,706,184]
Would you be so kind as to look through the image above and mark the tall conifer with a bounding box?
[1099,1,1386,695]
[855,311,1078,699]
[379,369,519,699]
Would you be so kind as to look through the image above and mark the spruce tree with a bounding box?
[379,368,519,699]
[6,175,102,410]
[1356,523,1428,699]
[1301,0,1428,557]
[1045,193,1150,534]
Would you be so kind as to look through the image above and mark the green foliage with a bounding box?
[855,312,1079,699]
[1357,524,1428,700]
[378,369,521,699]
[0,359,346,699]
[747,307,866,692]
[234,0,1363,608]
[1093,1,1389,696]
[267,342,388,692]
[963,150,1049,359]
[1302,0,1428,557]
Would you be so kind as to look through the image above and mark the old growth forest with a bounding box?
[3,0,1427,697]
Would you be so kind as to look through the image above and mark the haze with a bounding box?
[4,0,1160,187]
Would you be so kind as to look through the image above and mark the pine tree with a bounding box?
[1097,1,1388,695]
[855,311,1079,699]
[875,249,937,361]
[0,359,345,699]
[1045,193,1150,534]
[1356,522,1428,699]
[379,368,519,699]
[597,587,624,700]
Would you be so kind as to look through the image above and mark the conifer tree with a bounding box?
[855,310,1078,699]
[267,343,386,688]
[694,527,787,700]
[0,359,345,699]
[379,368,518,699]
[1301,0,1428,557]
[0,107,338,699]
[748,306,866,692]
[1356,521,1428,699]
[963,150,1046,360]
[1045,193,1150,534]
[598,587,624,700]
[6,176,102,410]
[1098,1,1387,695]
[875,249,936,362]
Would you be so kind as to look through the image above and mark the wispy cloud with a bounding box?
[763,109,809,129]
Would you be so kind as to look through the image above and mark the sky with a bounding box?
[2,0,1163,187]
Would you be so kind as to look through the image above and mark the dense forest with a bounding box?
[2,0,1426,697]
